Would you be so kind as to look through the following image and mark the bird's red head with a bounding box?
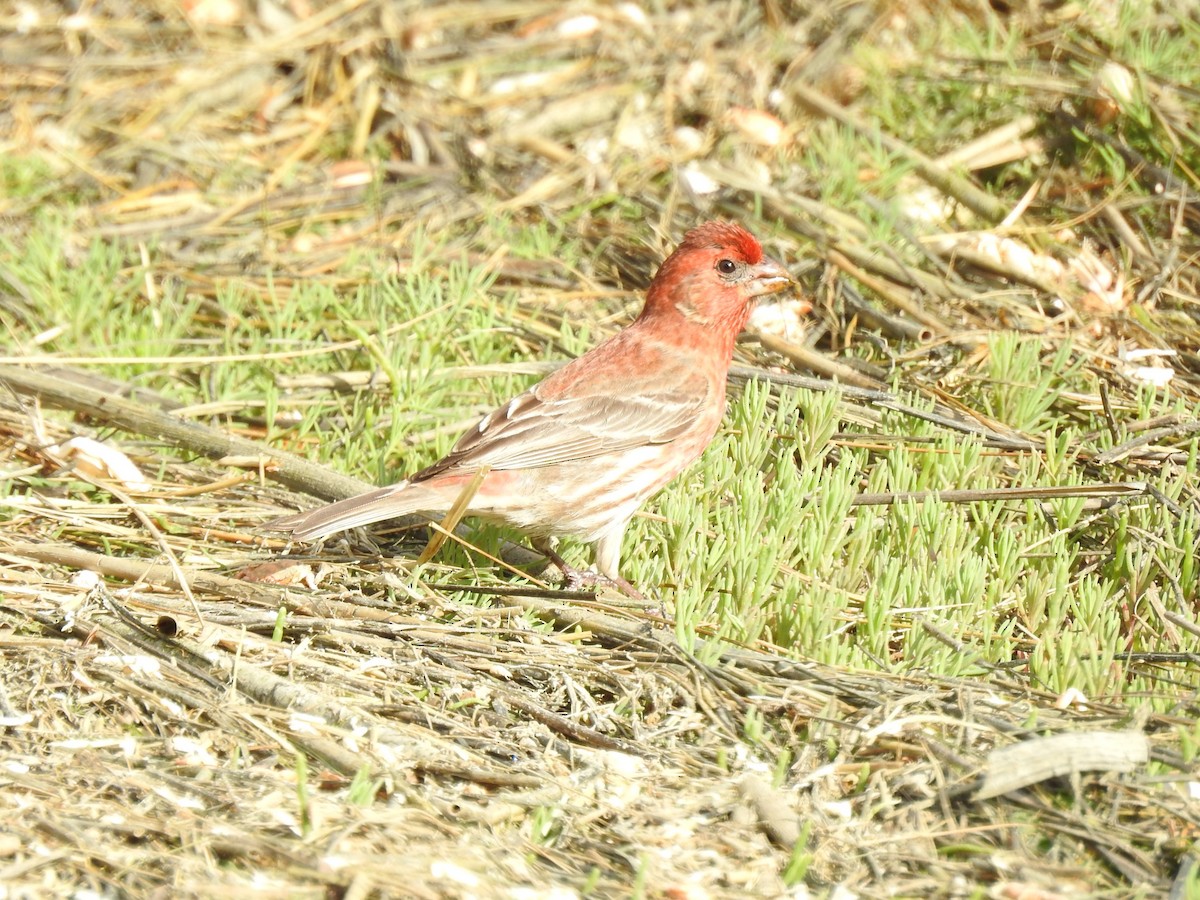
[680,221,766,264]
[641,221,791,337]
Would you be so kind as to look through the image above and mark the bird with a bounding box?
[268,221,792,593]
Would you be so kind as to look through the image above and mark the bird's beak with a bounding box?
[745,256,793,298]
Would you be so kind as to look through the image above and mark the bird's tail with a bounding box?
[266,481,446,541]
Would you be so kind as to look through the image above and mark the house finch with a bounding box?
[269,221,792,591]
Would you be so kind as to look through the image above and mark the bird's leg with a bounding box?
[532,540,646,601]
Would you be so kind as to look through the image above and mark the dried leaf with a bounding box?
[50,436,151,491]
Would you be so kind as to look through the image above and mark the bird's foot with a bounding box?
[536,543,646,601]
[561,565,647,602]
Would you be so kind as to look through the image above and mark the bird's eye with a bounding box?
[716,258,738,275]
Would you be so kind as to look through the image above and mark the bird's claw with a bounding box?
[558,564,646,601]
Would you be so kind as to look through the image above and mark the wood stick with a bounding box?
[850,482,1147,507]
[0,365,368,502]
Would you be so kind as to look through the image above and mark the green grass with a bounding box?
[650,374,1198,708]
[4,206,1197,713]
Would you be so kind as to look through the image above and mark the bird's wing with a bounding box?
[412,385,706,481]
